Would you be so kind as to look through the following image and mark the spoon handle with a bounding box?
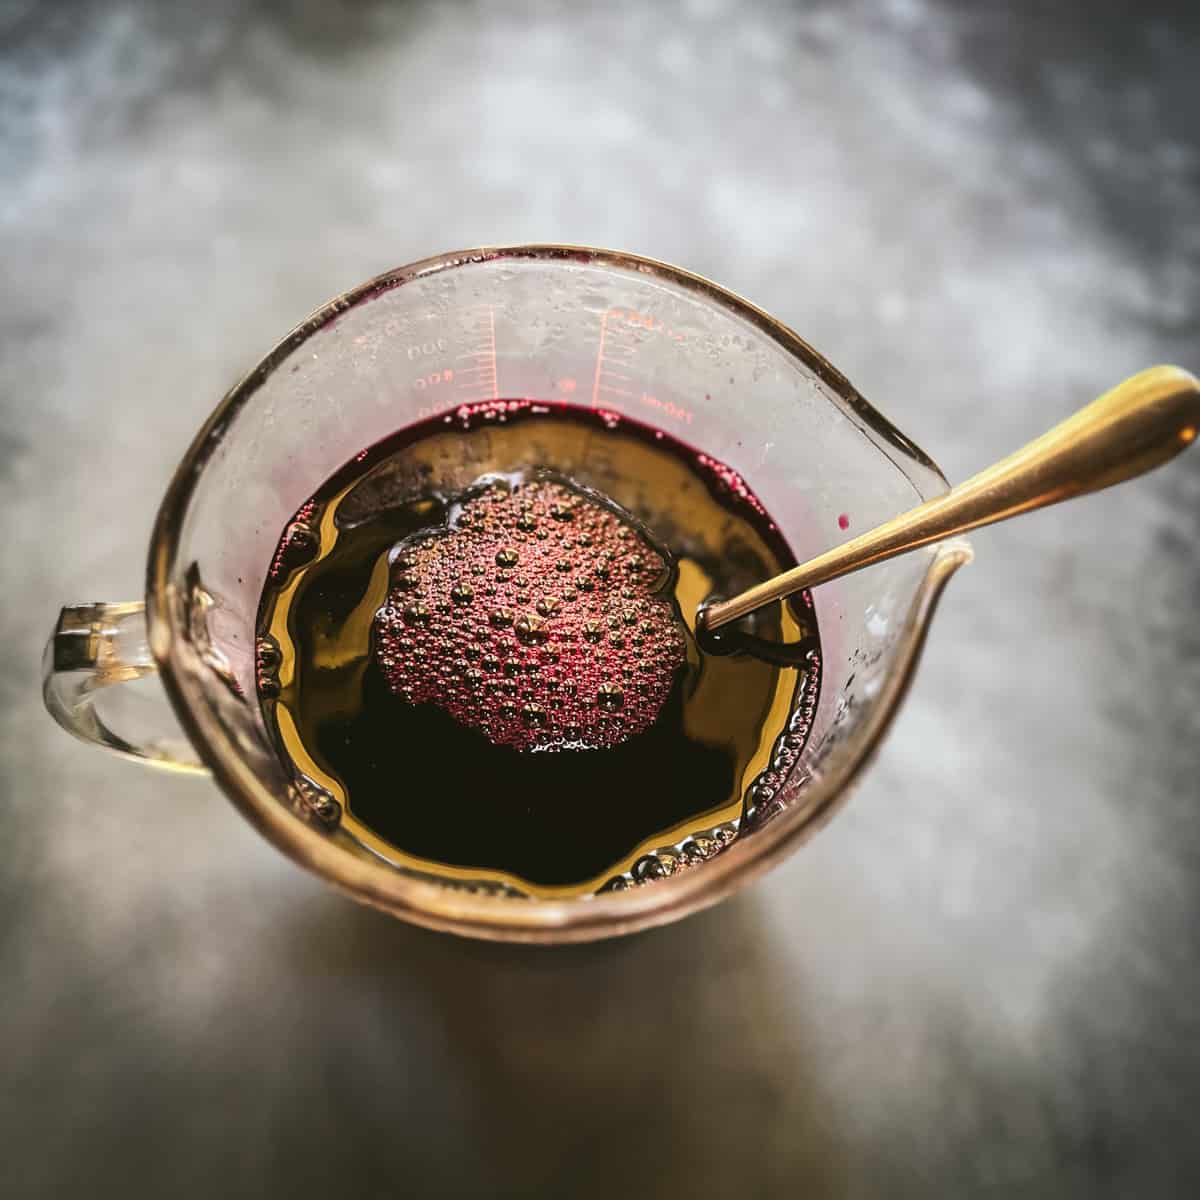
[700,365,1200,634]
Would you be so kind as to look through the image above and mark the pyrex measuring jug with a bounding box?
[43,245,969,942]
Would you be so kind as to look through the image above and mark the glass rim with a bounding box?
[145,243,971,942]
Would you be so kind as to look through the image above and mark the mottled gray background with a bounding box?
[3,1,1198,1196]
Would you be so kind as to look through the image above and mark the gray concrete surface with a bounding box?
[3,1,1199,1196]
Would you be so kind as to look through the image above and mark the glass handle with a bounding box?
[42,601,207,774]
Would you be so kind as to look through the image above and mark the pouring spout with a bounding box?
[699,365,1198,635]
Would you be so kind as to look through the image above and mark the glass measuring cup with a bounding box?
[42,245,970,942]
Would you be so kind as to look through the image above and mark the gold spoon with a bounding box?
[698,365,1200,637]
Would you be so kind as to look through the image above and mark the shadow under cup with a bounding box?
[143,246,968,942]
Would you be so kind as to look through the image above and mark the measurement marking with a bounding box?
[598,385,637,398]
[599,369,633,382]
[591,310,609,408]
[452,306,499,404]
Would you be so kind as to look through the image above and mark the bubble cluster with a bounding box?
[599,822,739,891]
[288,774,342,830]
[269,500,320,580]
[695,453,772,524]
[745,649,822,827]
[255,636,282,698]
[374,477,687,752]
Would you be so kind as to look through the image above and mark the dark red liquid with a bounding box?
[257,401,821,896]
